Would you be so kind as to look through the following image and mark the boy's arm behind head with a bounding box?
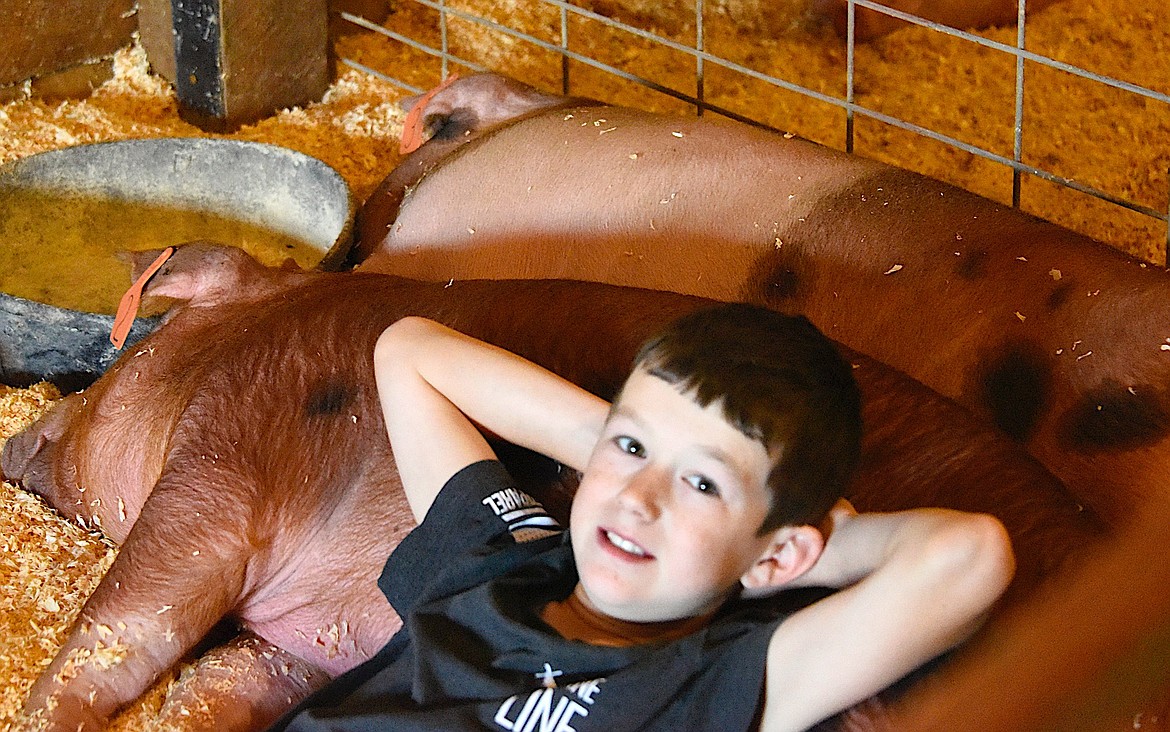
[374,318,497,522]
[373,317,608,523]
[756,508,1014,732]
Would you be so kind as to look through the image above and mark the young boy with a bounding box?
[279,304,1014,731]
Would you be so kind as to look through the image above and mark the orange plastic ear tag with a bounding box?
[399,72,460,156]
[110,247,174,350]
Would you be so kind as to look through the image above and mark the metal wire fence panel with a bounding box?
[336,0,1170,264]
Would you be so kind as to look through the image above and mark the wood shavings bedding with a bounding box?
[0,41,410,208]
[1,384,118,724]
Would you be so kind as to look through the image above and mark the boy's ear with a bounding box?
[739,526,824,598]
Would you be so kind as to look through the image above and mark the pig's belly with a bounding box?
[239,570,404,673]
[237,529,410,675]
[244,598,403,676]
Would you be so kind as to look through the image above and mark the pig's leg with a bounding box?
[20,463,256,731]
[154,632,330,731]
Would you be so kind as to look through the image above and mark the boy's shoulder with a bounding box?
[439,459,564,544]
[378,459,564,612]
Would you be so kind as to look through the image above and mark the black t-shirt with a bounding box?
[274,460,790,731]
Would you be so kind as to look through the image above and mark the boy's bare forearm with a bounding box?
[760,507,1014,732]
[793,505,1011,591]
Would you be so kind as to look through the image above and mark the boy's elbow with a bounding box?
[374,316,436,368]
[929,513,1016,613]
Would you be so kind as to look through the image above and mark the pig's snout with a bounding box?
[2,416,57,485]
[1,427,36,482]
[2,425,59,503]
[2,395,82,508]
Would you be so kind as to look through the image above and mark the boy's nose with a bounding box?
[617,465,667,521]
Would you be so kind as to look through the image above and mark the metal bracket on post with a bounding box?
[171,0,226,125]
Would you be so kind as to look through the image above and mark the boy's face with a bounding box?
[569,367,783,624]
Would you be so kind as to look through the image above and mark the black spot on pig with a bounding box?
[1059,382,1170,452]
[953,249,988,281]
[1046,281,1074,312]
[743,248,813,309]
[762,266,802,302]
[978,343,1052,442]
[427,107,480,142]
[306,381,356,417]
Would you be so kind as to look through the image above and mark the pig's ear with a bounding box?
[136,247,198,303]
[140,267,199,303]
[136,242,263,307]
[399,92,423,113]
[120,248,173,283]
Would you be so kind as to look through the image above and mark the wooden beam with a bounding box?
[0,0,135,87]
[0,59,115,104]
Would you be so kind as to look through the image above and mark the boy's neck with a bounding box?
[540,586,714,647]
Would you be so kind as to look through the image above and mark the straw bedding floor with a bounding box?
[1,0,1167,725]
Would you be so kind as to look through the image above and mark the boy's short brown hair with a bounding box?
[632,303,862,532]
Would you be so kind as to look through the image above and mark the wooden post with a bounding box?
[138,0,330,131]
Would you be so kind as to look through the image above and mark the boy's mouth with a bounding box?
[600,528,652,560]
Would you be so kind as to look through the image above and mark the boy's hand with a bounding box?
[785,498,859,590]
[819,497,858,537]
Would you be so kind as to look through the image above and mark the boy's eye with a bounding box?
[685,474,721,496]
[614,435,645,456]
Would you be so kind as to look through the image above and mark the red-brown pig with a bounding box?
[1,243,1097,731]
[810,0,1063,42]
[885,494,1170,732]
[358,72,1169,528]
